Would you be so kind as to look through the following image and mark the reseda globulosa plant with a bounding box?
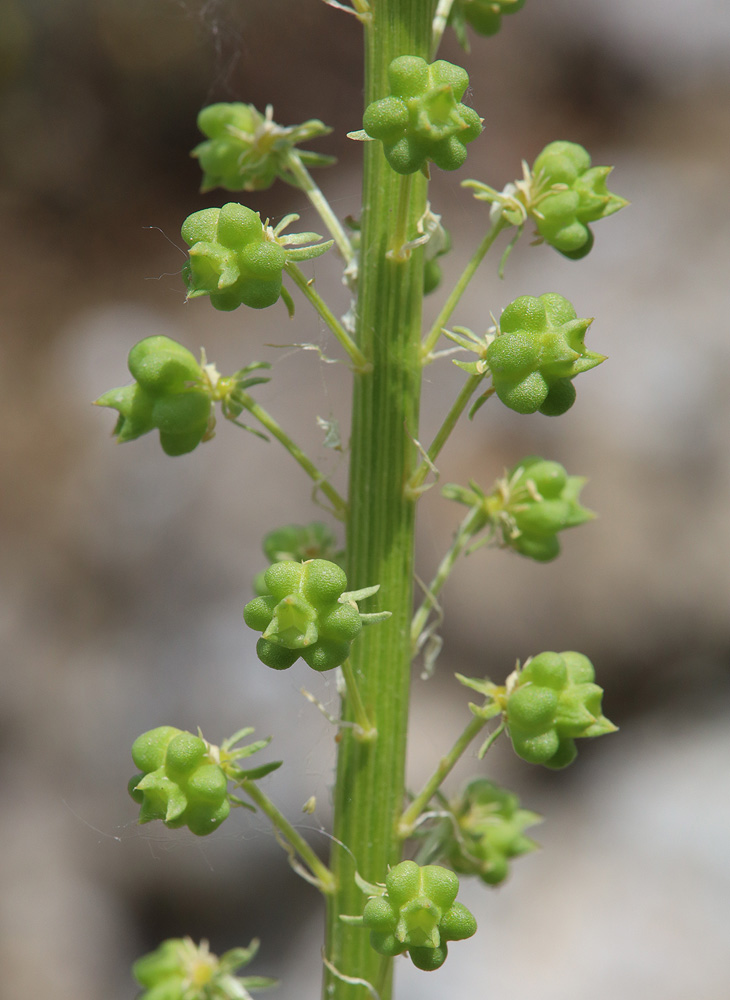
[97,3,626,998]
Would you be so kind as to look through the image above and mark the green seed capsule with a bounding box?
[486,293,604,416]
[446,778,541,886]
[530,140,628,257]
[244,559,382,673]
[362,861,476,971]
[505,651,617,768]
[450,0,527,41]
[362,56,482,175]
[485,454,594,562]
[192,102,334,194]
[128,727,230,836]
[95,336,212,456]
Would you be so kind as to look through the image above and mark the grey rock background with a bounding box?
[0,1,728,999]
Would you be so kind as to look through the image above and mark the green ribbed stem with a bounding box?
[323,3,437,999]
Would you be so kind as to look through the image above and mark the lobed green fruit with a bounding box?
[362,56,482,175]
[530,140,628,257]
[505,651,617,768]
[193,103,280,192]
[362,861,477,970]
[501,455,594,562]
[191,101,334,195]
[95,336,211,456]
[243,559,362,672]
[486,292,605,416]
[447,778,541,885]
[129,727,230,836]
[181,203,286,311]
[451,0,526,38]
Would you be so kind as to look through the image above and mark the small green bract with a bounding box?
[486,292,605,415]
[505,651,617,768]
[95,336,211,456]
[362,56,482,174]
[128,727,230,836]
[361,861,477,970]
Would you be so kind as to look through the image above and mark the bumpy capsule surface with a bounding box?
[447,778,541,885]
[253,522,344,595]
[505,651,617,768]
[362,861,476,970]
[530,140,628,257]
[486,293,605,416]
[129,727,230,836]
[95,336,212,456]
[244,559,363,672]
[499,455,594,561]
[363,56,482,175]
[182,203,286,311]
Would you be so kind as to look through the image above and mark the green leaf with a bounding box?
[236,761,283,781]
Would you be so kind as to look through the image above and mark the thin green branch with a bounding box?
[238,778,337,895]
[233,391,348,518]
[411,504,489,655]
[431,0,456,57]
[405,374,489,498]
[421,218,507,362]
[340,657,378,742]
[283,150,356,269]
[284,261,372,373]
[398,718,505,839]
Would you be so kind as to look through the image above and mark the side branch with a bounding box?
[406,375,492,498]
[411,504,490,655]
[284,149,357,270]
[398,716,505,839]
[234,391,348,518]
[421,219,507,362]
[284,261,372,373]
[239,778,337,894]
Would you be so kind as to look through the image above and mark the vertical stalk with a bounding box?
[324,3,436,999]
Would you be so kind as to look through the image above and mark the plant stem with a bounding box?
[398,714,490,838]
[234,391,347,518]
[421,218,507,362]
[284,261,372,373]
[406,373,488,497]
[411,504,488,654]
[324,4,436,999]
[238,778,336,894]
[284,150,357,269]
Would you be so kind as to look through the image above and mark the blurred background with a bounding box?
[1,1,729,998]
